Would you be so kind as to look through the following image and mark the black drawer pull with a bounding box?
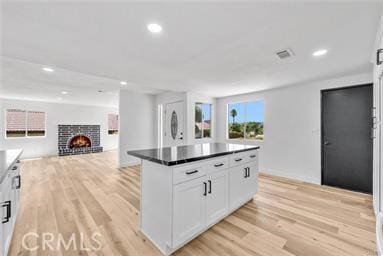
[235,158,242,162]
[377,49,383,65]
[2,201,11,224]
[12,166,17,171]
[249,155,256,158]
[214,163,224,167]
[186,170,199,175]
[203,182,207,196]
[16,160,20,164]
[208,180,212,194]
[13,175,21,189]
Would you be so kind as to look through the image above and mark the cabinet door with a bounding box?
[1,176,12,256]
[173,176,206,248]
[11,167,20,226]
[206,170,228,226]
[229,165,247,211]
[245,163,258,198]
[0,190,2,256]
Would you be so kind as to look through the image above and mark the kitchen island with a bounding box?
[128,143,259,255]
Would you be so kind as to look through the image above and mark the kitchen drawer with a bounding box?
[229,150,258,167]
[173,163,206,185]
[205,157,228,174]
[246,151,258,162]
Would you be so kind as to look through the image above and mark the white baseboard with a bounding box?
[377,212,383,256]
[260,168,320,185]
[119,160,141,168]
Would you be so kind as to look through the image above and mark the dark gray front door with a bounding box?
[322,84,373,193]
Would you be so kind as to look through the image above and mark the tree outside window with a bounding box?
[228,101,264,140]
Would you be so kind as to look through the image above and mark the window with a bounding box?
[6,109,46,138]
[228,101,264,140]
[195,103,212,139]
[108,114,119,135]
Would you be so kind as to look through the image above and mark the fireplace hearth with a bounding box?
[58,125,103,156]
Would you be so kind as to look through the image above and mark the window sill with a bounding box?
[226,138,264,143]
[5,136,46,139]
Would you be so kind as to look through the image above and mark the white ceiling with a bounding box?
[1,1,382,106]
[0,57,163,107]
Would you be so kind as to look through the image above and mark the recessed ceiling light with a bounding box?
[312,49,328,57]
[147,23,162,34]
[61,91,68,95]
[42,67,54,72]
[120,81,127,85]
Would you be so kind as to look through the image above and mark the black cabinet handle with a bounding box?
[203,182,207,196]
[15,175,21,189]
[12,166,17,171]
[214,163,224,167]
[249,155,256,158]
[2,201,11,224]
[235,158,242,162]
[244,167,250,178]
[16,160,20,164]
[208,180,212,194]
[377,49,383,65]
[186,170,198,175]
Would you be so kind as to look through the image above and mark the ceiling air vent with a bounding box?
[276,48,294,60]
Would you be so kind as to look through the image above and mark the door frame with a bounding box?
[320,83,373,185]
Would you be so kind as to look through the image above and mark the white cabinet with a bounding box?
[1,172,13,256]
[172,169,229,247]
[10,164,21,226]
[245,163,258,198]
[173,176,206,248]
[140,148,259,255]
[206,169,228,226]
[0,157,22,256]
[229,164,248,211]
[229,162,258,212]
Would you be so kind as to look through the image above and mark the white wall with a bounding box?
[0,98,118,159]
[155,91,216,146]
[119,89,156,167]
[216,73,373,184]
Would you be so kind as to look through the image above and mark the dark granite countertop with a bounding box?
[0,149,23,183]
[127,143,259,166]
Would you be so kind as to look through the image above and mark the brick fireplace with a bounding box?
[58,125,103,156]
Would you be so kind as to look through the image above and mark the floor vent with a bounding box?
[276,48,294,59]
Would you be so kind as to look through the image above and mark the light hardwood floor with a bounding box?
[9,151,376,256]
